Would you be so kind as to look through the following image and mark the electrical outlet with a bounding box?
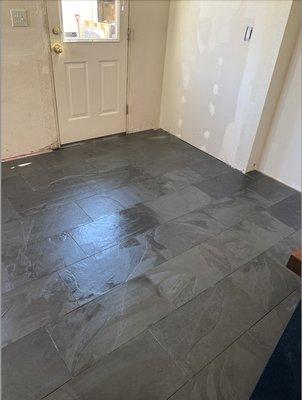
[10,9,28,27]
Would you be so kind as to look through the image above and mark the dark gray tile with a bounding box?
[249,174,297,203]
[161,166,204,191]
[2,328,70,400]
[128,211,227,279]
[69,203,160,256]
[266,230,301,267]
[145,186,212,223]
[86,165,150,193]
[59,238,153,304]
[135,243,228,309]
[12,182,96,216]
[2,175,33,201]
[245,170,266,181]
[2,198,19,223]
[47,279,171,375]
[189,156,233,180]
[141,158,191,178]
[76,193,125,221]
[2,232,86,293]
[200,211,294,273]
[77,176,175,220]
[169,290,300,400]
[150,277,266,375]
[268,193,301,230]
[45,330,188,400]
[202,189,271,227]
[230,251,300,312]
[194,170,254,199]
[2,272,78,346]
[2,203,92,246]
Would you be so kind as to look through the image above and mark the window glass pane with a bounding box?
[61,0,119,41]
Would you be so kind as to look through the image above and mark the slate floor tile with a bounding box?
[76,176,175,220]
[69,203,160,256]
[200,211,294,273]
[2,202,92,246]
[161,166,204,190]
[249,174,297,203]
[145,185,212,223]
[150,277,266,375]
[266,229,301,267]
[10,182,96,216]
[194,170,254,199]
[44,330,188,400]
[2,328,70,400]
[2,232,86,293]
[129,209,227,278]
[229,251,300,312]
[2,272,78,346]
[58,237,155,304]
[136,242,228,309]
[188,156,233,180]
[86,165,151,193]
[76,193,125,221]
[169,290,300,400]
[2,198,19,223]
[202,189,271,227]
[20,162,97,191]
[47,279,171,376]
[268,193,301,230]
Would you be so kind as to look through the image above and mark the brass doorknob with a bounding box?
[52,43,63,54]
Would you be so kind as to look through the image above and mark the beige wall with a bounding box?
[160,0,293,172]
[127,0,169,133]
[1,0,59,160]
[259,29,301,191]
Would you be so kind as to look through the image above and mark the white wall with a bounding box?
[127,0,169,133]
[160,0,293,172]
[259,29,301,191]
[1,0,59,160]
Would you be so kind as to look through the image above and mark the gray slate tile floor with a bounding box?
[2,130,301,400]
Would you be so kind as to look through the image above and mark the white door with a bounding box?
[47,0,128,144]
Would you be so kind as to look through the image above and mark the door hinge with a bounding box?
[126,104,129,115]
[127,28,132,41]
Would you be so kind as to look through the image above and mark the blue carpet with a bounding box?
[250,301,301,400]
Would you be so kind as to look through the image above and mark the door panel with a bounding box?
[99,60,119,114]
[47,0,128,144]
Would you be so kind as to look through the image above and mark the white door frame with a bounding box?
[46,0,131,146]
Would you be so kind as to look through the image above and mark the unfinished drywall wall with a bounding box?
[127,0,169,133]
[160,0,293,172]
[246,0,301,171]
[259,29,301,191]
[1,0,59,160]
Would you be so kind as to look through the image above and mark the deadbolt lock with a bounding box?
[52,43,63,54]
[52,26,61,35]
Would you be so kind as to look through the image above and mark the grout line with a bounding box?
[164,287,301,400]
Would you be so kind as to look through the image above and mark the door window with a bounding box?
[61,0,120,42]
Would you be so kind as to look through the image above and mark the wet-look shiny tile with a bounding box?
[69,203,160,255]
